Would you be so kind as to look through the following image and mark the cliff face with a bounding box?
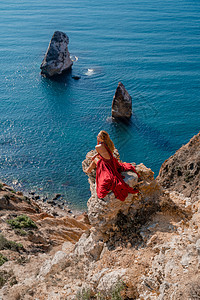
[0,134,200,299]
[157,132,200,199]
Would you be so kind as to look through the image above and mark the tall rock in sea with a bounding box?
[40,31,73,77]
[111,82,132,119]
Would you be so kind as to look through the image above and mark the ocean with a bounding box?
[0,0,199,209]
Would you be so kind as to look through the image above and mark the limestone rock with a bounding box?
[79,151,163,262]
[74,230,104,261]
[83,149,162,235]
[40,31,73,77]
[157,131,200,199]
[97,269,127,295]
[38,251,70,278]
[112,82,132,119]
[87,170,139,232]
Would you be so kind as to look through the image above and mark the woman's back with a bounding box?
[95,143,111,160]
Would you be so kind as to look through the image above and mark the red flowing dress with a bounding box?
[95,144,139,201]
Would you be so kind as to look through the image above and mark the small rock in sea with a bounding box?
[47,200,56,205]
[34,195,40,200]
[53,194,62,200]
[29,191,36,195]
[41,196,48,202]
[72,75,81,80]
[111,82,132,119]
[40,31,73,77]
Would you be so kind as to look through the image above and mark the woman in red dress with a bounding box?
[85,130,139,201]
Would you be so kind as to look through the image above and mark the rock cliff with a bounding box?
[0,133,200,299]
[157,131,200,199]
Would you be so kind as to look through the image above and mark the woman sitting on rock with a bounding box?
[85,130,140,201]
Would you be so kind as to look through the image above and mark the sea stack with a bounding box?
[40,31,73,77]
[111,82,132,119]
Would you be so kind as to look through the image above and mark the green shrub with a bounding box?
[0,253,8,266]
[75,280,125,300]
[0,234,24,252]
[0,274,6,288]
[189,281,200,299]
[0,270,17,288]
[111,280,125,300]
[7,214,37,229]
[14,228,27,236]
[76,288,91,300]
[10,275,18,286]
[17,255,30,265]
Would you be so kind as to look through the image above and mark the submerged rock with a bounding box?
[112,82,132,119]
[40,31,73,77]
[72,75,81,80]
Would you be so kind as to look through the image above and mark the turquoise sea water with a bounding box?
[0,0,199,209]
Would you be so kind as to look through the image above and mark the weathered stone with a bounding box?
[79,151,162,262]
[53,193,61,200]
[40,31,73,77]
[38,251,70,278]
[157,131,200,199]
[83,148,162,234]
[87,171,139,232]
[97,269,127,295]
[74,230,104,261]
[112,82,132,119]
[0,195,10,209]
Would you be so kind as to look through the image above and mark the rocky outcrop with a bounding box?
[77,150,162,261]
[0,181,89,255]
[40,31,73,77]
[0,182,41,213]
[1,133,200,299]
[83,155,162,235]
[157,131,200,199]
[111,82,132,119]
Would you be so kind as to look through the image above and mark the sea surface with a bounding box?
[0,0,200,209]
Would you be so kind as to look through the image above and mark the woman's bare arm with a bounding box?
[85,160,96,173]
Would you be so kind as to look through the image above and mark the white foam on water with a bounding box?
[85,68,95,76]
[70,55,78,62]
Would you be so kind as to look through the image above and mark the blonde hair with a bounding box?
[98,130,115,153]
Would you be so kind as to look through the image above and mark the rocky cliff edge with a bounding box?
[0,132,200,299]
